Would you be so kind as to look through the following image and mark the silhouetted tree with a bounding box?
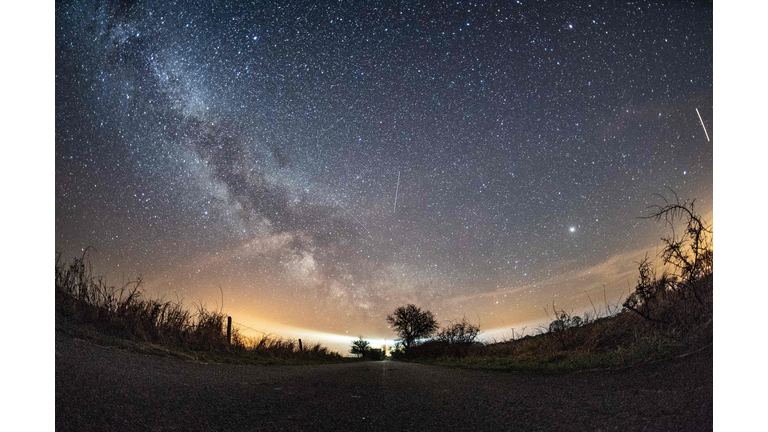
[350,336,370,358]
[624,191,713,325]
[386,304,438,352]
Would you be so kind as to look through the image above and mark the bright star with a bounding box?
[569,227,576,232]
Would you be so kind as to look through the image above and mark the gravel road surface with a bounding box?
[56,331,712,431]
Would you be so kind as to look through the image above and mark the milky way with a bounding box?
[55,1,712,344]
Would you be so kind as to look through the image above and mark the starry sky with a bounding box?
[55,0,712,349]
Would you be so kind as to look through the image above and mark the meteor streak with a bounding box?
[394,170,400,213]
[326,195,371,235]
[696,108,710,142]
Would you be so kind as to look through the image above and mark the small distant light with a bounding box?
[570,227,576,232]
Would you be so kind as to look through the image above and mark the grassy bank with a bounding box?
[400,310,712,374]
[395,275,712,374]
[55,251,349,365]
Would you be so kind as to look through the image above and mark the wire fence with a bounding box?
[231,321,270,337]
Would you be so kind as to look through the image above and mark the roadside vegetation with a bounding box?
[387,194,713,373]
[349,336,385,360]
[55,250,346,365]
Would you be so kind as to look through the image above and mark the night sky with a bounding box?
[55,0,713,349]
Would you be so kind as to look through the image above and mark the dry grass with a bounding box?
[230,331,339,360]
[403,287,712,373]
[56,250,227,350]
[56,250,342,362]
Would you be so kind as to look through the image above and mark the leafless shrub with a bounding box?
[435,316,481,344]
[406,317,483,358]
[623,191,713,327]
[540,303,594,350]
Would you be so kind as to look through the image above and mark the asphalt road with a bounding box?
[56,331,712,431]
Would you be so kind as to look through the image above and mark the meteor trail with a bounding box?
[326,195,371,235]
[696,108,710,142]
[394,170,400,213]
[340,205,371,235]
[313,100,358,140]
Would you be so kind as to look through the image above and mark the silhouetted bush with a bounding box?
[545,307,592,350]
[623,192,713,328]
[389,342,406,360]
[366,348,384,360]
[406,316,483,358]
[436,316,481,344]
[350,336,371,358]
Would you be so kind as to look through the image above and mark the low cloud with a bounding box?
[444,244,661,307]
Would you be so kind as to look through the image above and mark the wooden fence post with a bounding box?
[227,316,232,349]
[299,339,303,352]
